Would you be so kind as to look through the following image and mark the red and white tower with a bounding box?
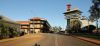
[63,3,82,32]
[67,3,71,11]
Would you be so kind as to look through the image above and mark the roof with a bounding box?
[63,8,82,14]
[30,17,47,20]
[0,15,19,24]
[0,15,13,22]
[17,21,30,25]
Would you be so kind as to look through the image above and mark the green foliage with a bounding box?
[70,19,82,33]
[89,0,100,21]
[52,26,62,33]
[89,0,100,33]
[0,21,19,39]
[0,22,9,39]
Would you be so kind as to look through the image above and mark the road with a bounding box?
[0,33,99,46]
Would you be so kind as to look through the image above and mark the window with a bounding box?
[34,24,41,28]
[30,25,33,28]
[33,21,41,23]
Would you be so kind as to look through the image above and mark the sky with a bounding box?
[0,0,94,28]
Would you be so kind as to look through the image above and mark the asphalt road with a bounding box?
[38,33,99,46]
[0,33,99,46]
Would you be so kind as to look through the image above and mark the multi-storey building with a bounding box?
[63,4,95,33]
[17,17,51,34]
[63,4,82,30]
[17,21,30,34]
[30,17,51,33]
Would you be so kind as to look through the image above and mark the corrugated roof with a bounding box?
[17,21,30,25]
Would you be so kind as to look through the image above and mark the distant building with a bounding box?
[80,16,93,28]
[63,4,82,30]
[63,4,95,33]
[17,21,30,34]
[30,17,51,33]
[17,17,51,34]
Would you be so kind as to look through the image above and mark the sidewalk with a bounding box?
[0,33,43,43]
[0,35,27,43]
[74,36,100,45]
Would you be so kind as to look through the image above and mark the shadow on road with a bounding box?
[34,43,40,46]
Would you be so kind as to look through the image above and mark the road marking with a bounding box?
[55,35,58,46]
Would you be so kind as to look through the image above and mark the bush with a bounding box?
[0,21,20,39]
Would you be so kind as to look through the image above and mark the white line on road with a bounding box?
[55,34,58,46]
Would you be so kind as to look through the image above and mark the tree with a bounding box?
[0,22,10,39]
[89,0,100,33]
[0,20,19,39]
[70,19,82,33]
[52,26,62,33]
